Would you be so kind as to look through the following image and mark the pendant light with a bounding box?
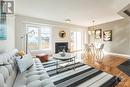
[88,20,95,35]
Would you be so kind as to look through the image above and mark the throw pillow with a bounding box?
[16,54,33,72]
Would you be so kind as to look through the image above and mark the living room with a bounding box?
[1,0,130,87]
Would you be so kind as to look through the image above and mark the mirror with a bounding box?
[59,30,66,38]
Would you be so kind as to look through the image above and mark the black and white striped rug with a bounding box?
[43,61,119,87]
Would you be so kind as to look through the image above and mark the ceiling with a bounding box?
[15,0,130,27]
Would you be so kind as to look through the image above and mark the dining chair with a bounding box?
[96,43,104,62]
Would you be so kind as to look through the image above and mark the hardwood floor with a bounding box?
[83,53,130,87]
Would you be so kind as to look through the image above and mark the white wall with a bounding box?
[88,19,130,55]
[51,26,88,53]
[15,15,88,54]
[0,15,15,53]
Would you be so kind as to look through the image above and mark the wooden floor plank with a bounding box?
[83,53,130,87]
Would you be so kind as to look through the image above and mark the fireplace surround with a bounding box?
[55,42,68,53]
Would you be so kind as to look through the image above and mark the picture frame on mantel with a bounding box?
[103,30,112,41]
[95,29,102,39]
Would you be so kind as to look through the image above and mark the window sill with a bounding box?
[30,49,51,52]
[30,49,52,57]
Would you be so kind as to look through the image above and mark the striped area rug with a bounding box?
[43,61,119,87]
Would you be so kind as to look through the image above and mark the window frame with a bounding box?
[70,31,83,52]
[26,24,52,51]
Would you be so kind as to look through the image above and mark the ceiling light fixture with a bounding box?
[65,19,71,23]
[88,20,95,35]
[92,20,95,31]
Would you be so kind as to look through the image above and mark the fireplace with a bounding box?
[55,42,68,53]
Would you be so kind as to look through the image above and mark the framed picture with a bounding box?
[95,29,102,39]
[103,30,112,41]
[0,11,7,40]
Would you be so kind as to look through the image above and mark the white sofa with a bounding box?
[0,49,55,87]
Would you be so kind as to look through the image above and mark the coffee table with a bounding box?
[53,53,76,73]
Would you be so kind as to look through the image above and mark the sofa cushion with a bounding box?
[0,49,18,87]
[0,49,55,87]
[13,58,55,87]
[0,66,10,81]
[16,54,33,72]
[0,53,14,65]
[0,73,4,87]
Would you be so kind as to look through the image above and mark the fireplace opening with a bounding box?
[55,42,68,53]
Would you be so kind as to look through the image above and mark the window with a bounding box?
[70,31,82,51]
[27,24,51,50]
[40,27,51,49]
[27,26,39,50]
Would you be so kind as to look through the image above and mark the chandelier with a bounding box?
[88,20,95,35]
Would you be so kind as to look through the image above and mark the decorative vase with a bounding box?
[60,49,66,57]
